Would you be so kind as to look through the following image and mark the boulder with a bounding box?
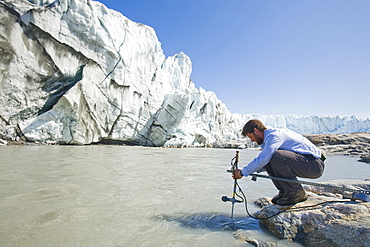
[359,155,370,164]
[234,230,278,247]
[0,139,7,146]
[249,181,370,246]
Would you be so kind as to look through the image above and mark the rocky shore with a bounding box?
[235,180,370,246]
[305,132,370,163]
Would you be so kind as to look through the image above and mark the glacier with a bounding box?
[0,0,369,147]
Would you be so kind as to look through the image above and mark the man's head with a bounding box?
[242,119,266,145]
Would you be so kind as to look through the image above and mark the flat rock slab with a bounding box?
[249,181,370,246]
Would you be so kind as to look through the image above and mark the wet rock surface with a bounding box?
[241,180,370,246]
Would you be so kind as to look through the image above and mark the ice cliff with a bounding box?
[1,0,369,146]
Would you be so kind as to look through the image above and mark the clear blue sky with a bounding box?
[96,0,370,120]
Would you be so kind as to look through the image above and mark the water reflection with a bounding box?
[157,213,259,231]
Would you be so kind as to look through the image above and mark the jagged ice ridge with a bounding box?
[0,0,369,147]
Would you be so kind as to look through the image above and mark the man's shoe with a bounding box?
[271,191,285,204]
[276,190,308,206]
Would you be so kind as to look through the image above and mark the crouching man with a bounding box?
[232,119,325,206]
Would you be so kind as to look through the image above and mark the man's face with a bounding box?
[246,129,264,145]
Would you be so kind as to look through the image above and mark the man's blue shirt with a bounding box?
[241,128,321,176]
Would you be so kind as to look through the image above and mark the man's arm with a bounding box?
[240,131,283,177]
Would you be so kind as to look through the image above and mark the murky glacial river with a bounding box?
[1,145,369,247]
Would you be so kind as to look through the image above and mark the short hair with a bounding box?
[242,119,267,136]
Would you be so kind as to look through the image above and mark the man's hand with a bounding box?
[232,169,243,179]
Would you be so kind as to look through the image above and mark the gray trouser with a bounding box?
[264,150,325,196]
